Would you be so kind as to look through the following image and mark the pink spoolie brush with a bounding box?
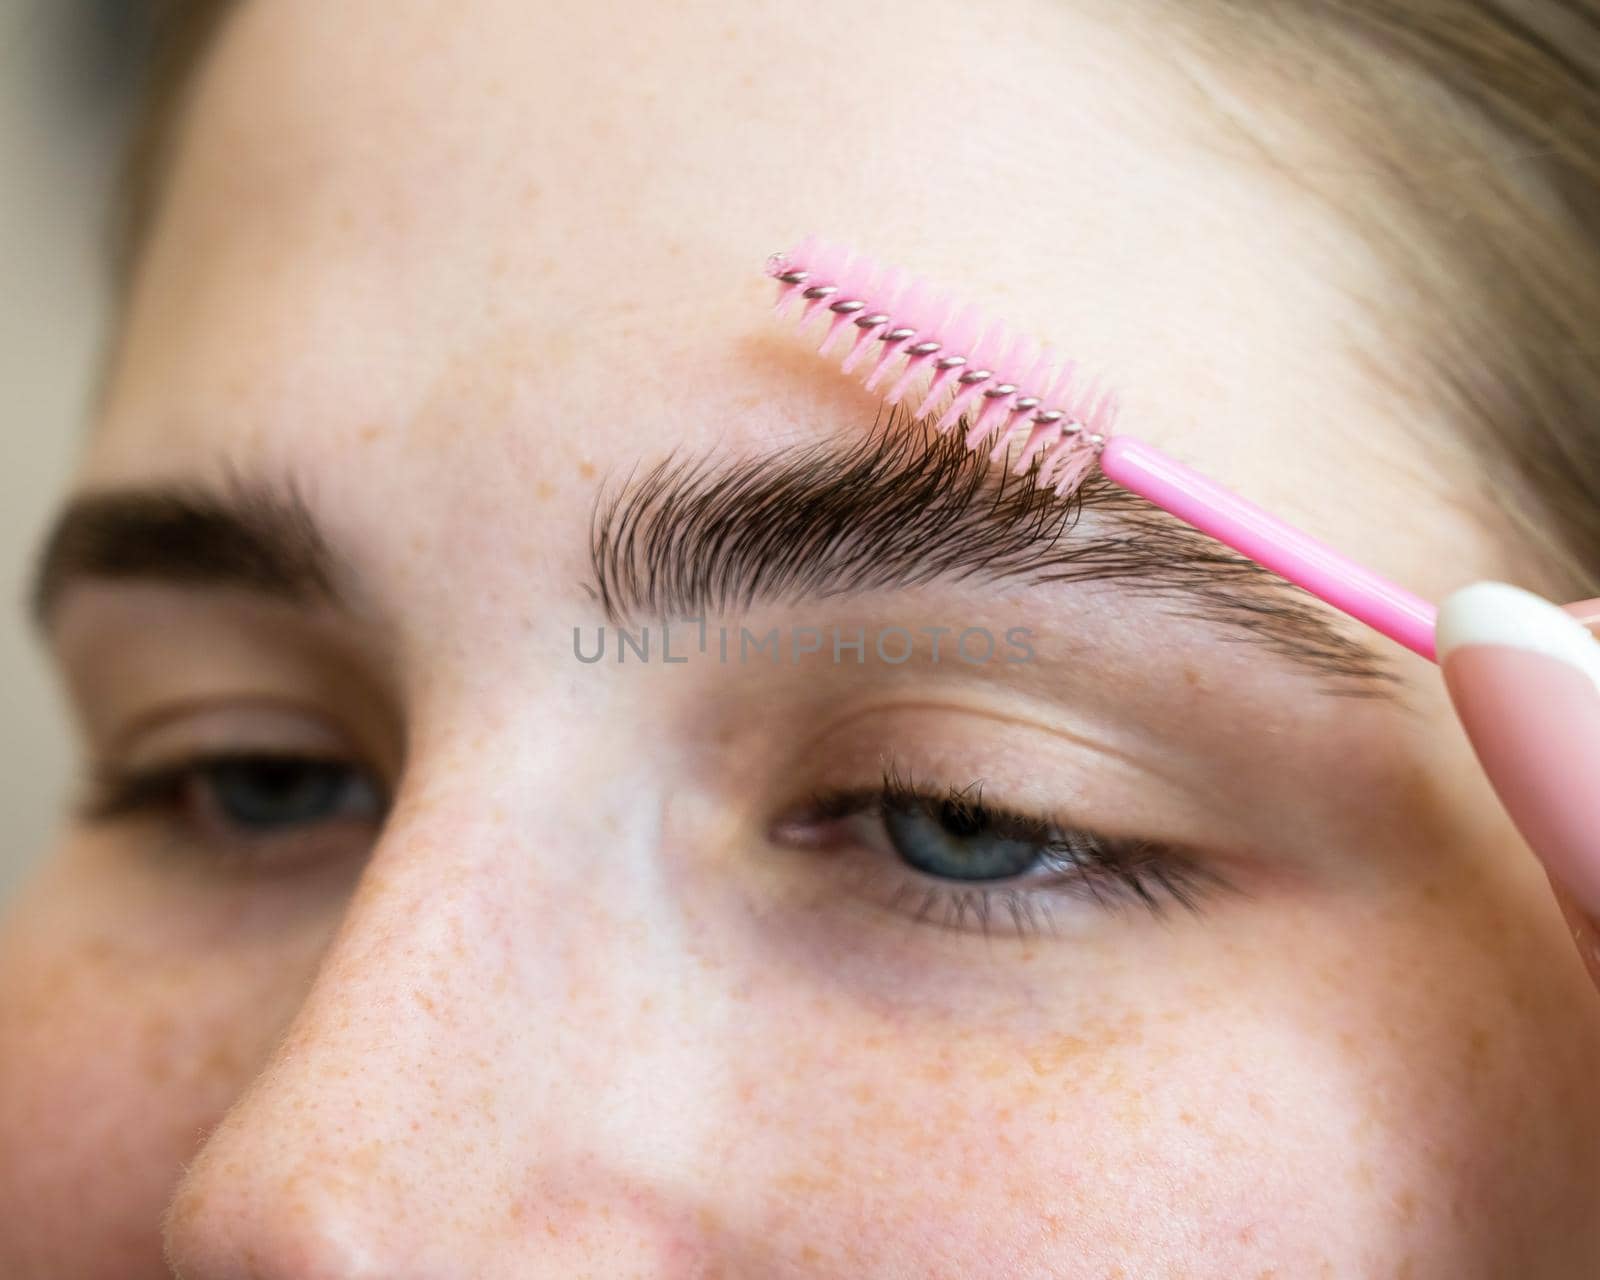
[763,237,1440,662]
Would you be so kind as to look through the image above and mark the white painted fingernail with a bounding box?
[1436,582,1600,693]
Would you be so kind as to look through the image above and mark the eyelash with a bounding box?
[788,764,1230,938]
[80,752,387,869]
[80,753,1228,939]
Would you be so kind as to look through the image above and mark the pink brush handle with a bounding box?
[1099,436,1439,662]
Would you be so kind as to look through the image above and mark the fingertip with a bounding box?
[1437,582,1600,690]
[1437,582,1600,921]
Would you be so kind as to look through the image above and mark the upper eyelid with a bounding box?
[97,696,358,765]
[784,694,1201,810]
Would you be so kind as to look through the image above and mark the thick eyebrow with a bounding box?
[30,479,341,624]
[591,408,1403,695]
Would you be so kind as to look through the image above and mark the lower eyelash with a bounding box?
[877,846,1223,940]
[882,878,1058,937]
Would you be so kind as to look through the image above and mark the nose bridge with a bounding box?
[163,764,731,1278]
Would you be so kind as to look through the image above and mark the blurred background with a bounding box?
[0,0,152,901]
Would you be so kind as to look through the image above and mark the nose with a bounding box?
[162,773,736,1279]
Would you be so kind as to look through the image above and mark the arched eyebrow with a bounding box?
[30,477,342,623]
[591,411,1404,697]
[27,415,1403,698]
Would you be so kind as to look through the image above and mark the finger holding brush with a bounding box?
[1439,584,1600,989]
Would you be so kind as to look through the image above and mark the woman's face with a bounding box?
[3,1,1597,1275]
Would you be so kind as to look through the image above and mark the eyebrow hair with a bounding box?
[27,415,1401,695]
[30,478,340,623]
[591,407,1403,695]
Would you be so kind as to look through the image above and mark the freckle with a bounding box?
[199,1041,243,1085]
[578,460,597,480]
[415,990,437,1013]
[1025,1033,1092,1076]
[1463,1024,1490,1069]
[779,1169,839,1195]
[536,481,554,500]
[917,1058,953,1086]
[358,423,383,443]
[82,937,116,964]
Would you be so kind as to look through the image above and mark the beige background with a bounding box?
[0,2,130,902]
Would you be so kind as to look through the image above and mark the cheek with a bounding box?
[0,864,332,1280]
[697,885,1600,1275]
[6,837,1599,1278]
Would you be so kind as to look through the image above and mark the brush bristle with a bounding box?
[765,238,1118,496]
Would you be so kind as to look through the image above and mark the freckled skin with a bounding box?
[2,1,1599,1276]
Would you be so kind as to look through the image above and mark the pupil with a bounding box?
[938,798,984,838]
[208,759,349,830]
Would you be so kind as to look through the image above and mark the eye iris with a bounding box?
[884,801,1040,882]
[203,759,371,831]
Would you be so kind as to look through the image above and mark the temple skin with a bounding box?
[1,1,1598,1276]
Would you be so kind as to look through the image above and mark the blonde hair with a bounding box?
[111,0,1600,591]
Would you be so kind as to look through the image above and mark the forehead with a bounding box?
[89,0,1506,607]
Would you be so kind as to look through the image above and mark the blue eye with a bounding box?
[882,796,1042,881]
[198,758,383,832]
[775,766,1230,936]
[84,753,387,868]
